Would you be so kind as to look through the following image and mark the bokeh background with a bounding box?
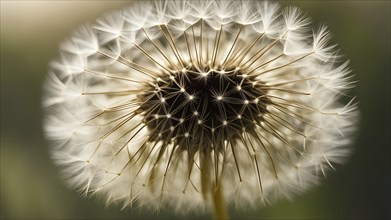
[1,1,390,219]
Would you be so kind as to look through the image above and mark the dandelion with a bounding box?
[43,0,359,219]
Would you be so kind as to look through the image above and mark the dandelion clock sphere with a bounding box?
[43,0,359,218]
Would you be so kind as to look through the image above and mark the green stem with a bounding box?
[211,184,228,220]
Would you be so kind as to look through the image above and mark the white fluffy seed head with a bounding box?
[43,0,359,214]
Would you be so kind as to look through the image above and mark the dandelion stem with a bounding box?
[212,183,228,220]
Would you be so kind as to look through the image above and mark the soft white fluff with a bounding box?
[43,0,359,213]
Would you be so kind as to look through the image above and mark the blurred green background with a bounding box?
[1,1,390,219]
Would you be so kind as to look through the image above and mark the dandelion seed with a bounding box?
[43,0,359,218]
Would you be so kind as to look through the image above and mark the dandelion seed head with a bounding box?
[43,0,359,214]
